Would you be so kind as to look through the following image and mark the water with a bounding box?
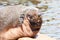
[39,0,60,40]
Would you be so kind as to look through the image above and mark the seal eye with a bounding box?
[27,14,33,20]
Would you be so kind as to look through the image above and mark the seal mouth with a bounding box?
[31,28,40,31]
[29,19,41,31]
[30,21,40,27]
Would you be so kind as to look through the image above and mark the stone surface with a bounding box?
[18,34,56,40]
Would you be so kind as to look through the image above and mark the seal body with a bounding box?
[0,5,42,40]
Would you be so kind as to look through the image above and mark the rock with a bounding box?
[18,34,56,40]
[18,37,36,40]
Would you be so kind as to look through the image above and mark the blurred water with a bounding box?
[39,0,60,40]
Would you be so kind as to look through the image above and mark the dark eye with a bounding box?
[27,14,33,19]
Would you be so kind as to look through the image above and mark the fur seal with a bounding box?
[0,5,42,40]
